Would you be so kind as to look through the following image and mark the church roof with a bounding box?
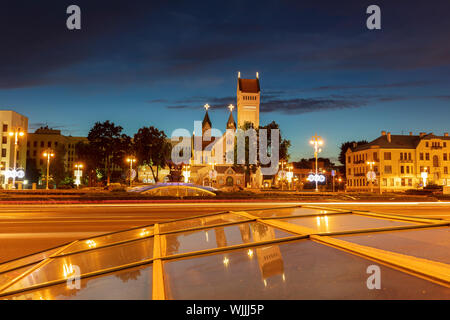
[202,110,212,129]
[226,112,236,130]
[238,78,260,93]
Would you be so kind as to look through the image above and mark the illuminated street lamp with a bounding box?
[309,134,323,192]
[286,164,294,190]
[8,128,25,188]
[126,157,137,187]
[43,149,55,190]
[421,167,428,188]
[366,161,376,193]
[74,163,83,188]
[183,164,191,183]
[279,160,287,190]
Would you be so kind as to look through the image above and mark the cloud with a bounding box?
[260,97,366,114]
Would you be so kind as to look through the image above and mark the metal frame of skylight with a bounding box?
[0,205,449,299]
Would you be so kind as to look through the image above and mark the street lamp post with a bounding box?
[126,157,136,187]
[279,160,286,190]
[43,149,55,190]
[74,163,83,188]
[8,128,25,189]
[183,165,191,183]
[309,134,323,192]
[366,161,376,193]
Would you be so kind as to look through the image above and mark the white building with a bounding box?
[0,110,28,187]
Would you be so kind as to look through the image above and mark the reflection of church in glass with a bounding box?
[185,72,263,189]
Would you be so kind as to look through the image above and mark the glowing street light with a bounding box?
[74,163,83,188]
[279,160,287,190]
[309,134,323,192]
[126,157,137,187]
[8,128,25,188]
[183,164,191,183]
[366,161,376,193]
[43,149,55,190]
[421,167,428,188]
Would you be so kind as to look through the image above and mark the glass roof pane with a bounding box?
[248,207,343,218]
[3,237,154,294]
[0,247,60,274]
[162,222,295,256]
[333,227,450,264]
[0,264,38,288]
[59,227,154,255]
[159,213,249,234]
[3,264,153,300]
[284,214,420,233]
[163,239,450,299]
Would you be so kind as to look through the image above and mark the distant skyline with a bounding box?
[1,1,450,164]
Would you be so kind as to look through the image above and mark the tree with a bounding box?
[260,121,291,161]
[25,158,41,184]
[339,140,368,177]
[133,126,171,183]
[233,120,291,185]
[87,121,131,185]
[75,141,102,187]
[50,144,68,186]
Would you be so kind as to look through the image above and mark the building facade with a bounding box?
[0,110,28,187]
[346,131,450,192]
[237,72,260,129]
[27,127,87,175]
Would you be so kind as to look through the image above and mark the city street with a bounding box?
[1,201,450,264]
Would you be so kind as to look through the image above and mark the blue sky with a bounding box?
[1,0,449,163]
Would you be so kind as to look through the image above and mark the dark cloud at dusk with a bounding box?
[1,0,450,159]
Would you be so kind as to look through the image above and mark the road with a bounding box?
[1,201,449,264]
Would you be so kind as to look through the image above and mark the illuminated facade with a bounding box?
[237,72,260,129]
[346,131,450,192]
[0,110,28,187]
[27,127,87,173]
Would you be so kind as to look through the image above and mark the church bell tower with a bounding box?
[237,72,260,129]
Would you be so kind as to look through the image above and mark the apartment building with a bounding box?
[346,131,450,192]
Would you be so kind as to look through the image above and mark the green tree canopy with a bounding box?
[133,126,171,182]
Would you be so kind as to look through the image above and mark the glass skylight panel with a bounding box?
[59,226,154,255]
[162,221,295,256]
[3,237,154,294]
[163,239,450,300]
[0,247,60,274]
[333,227,450,264]
[248,207,344,218]
[159,213,249,234]
[0,264,38,288]
[3,264,153,300]
[283,214,421,234]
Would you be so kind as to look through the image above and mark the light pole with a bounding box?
[74,163,83,188]
[183,165,191,183]
[8,128,25,189]
[126,157,136,187]
[309,134,323,192]
[366,161,376,193]
[43,149,55,190]
[279,160,286,190]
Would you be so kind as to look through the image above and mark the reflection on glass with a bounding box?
[286,214,419,233]
[5,264,153,300]
[4,237,154,294]
[334,227,450,264]
[161,222,293,256]
[159,213,248,234]
[60,227,154,255]
[0,264,37,288]
[249,207,342,218]
[163,239,450,299]
[0,248,60,274]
